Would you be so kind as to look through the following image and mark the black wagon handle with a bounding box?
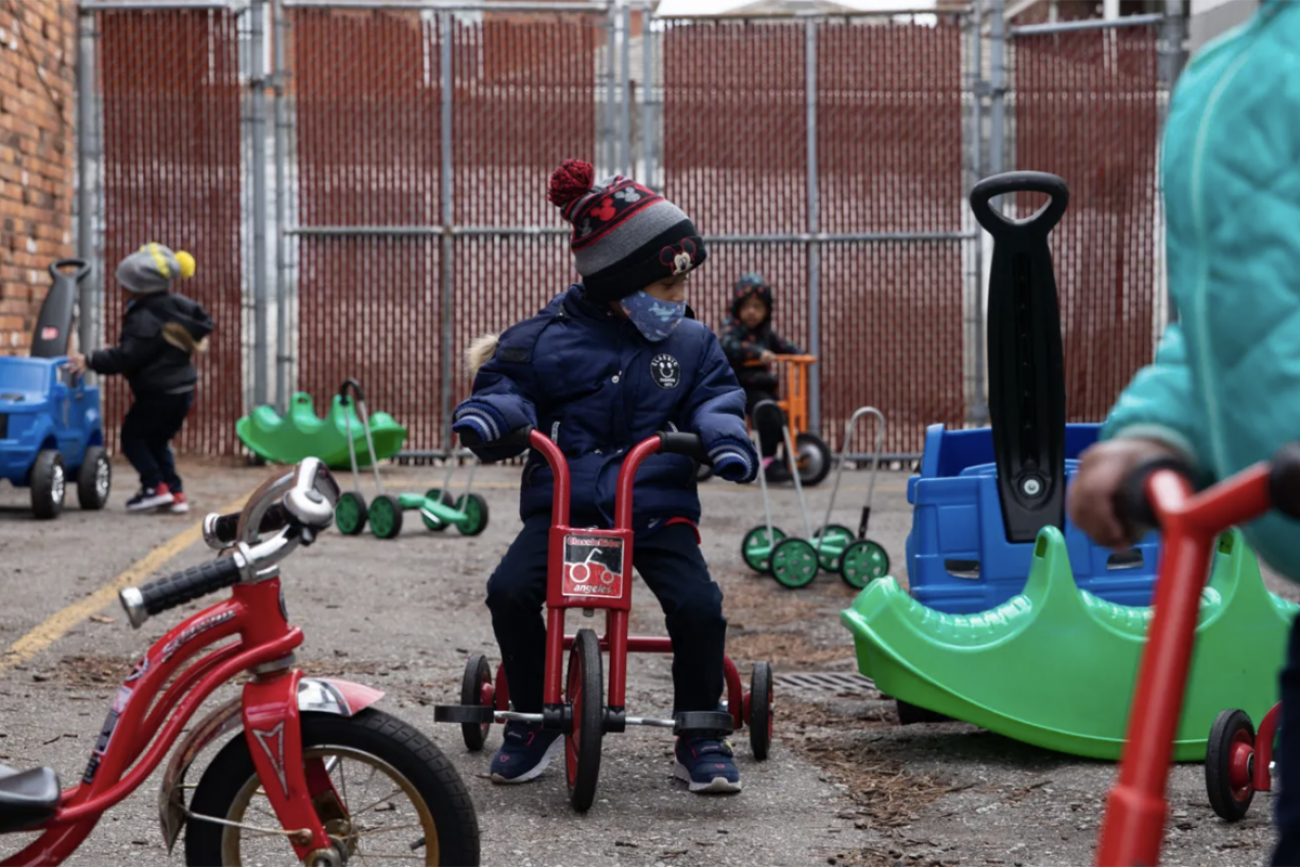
[969,171,1070,238]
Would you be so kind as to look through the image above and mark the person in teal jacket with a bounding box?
[1067,2,1300,862]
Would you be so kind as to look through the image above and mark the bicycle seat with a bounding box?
[0,764,60,832]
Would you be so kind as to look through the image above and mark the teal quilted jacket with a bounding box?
[1101,0,1300,580]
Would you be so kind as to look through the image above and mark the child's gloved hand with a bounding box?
[707,439,758,484]
[1067,437,1189,549]
[452,411,497,448]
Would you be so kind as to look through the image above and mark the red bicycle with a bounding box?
[1095,444,1300,866]
[0,458,479,866]
[434,429,775,812]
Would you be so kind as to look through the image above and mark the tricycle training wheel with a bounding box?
[30,449,65,520]
[335,492,368,535]
[839,539,890,590]
[742,525,786,573]
[770,538,819,589]
[747,661,773,761]
[420,488,455,532]
[812,524,855,572]
[566,628,604,813]
[460,654,494,752]
[793,432,832,487]
[1206,708,1256,821]
[77,446,111,511]
[456,493,490,536]
[368,494,403,539]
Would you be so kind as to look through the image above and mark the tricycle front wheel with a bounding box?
[566,628,604,813]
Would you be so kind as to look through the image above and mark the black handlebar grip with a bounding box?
[658,432,709,464]
[1270,442,1300,519]
[338,379,366,405]
[210,504,290,545]
[1113,455,1196,539]
[138,556,244,617]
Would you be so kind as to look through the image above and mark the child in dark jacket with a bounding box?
[452,159,758,795]
[69,243,213,514]
[719,273,802,474]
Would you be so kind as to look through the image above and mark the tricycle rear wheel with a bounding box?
[77,446,110,511]
[460,654,494,752]
[455,493,489,537]
[747,661,773,761]
[1206,708,1256,822]
[30,450,65,520]
[335,492,368,535]
[369,494,403,539]
[840,539,890,589]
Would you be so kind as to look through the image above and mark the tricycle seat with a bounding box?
[0,764,59,832]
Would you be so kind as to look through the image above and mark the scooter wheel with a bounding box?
[742,525,786,573]
[335,492,367,535]
[770,538,819,589]
[793,433,832,487]
[840,539,890,589]
[456,493,489,536]
[421,488,455,532]
[460,654,494,752]
[566,628,604,813]
[747,661,773,761]
[1206,708,1256,821]
[812,524,855,572]
[366,494,403,539]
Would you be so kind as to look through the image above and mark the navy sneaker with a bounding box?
[126,484,174,512]
[674,736,742,794]
[489,721,563,784]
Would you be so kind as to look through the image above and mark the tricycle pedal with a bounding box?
[433,704,496,725]
[673,710,735,736]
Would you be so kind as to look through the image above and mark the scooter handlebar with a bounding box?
[1269,442,1300,520]
[1113,455,1197,540]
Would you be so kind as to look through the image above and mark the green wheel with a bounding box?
[742,525,786,573]
[335,492,367,535]
[456,493,489,537]
[770,538,819,589]
[811,524,855,572]
[368,494,403,539]
[421,488,455,532]
[840,539,890,589]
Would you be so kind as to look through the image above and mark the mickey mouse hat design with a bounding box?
[548,159,708,303]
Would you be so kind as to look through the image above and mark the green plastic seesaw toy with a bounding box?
[839,525,1297,761]
[236,384,407,470]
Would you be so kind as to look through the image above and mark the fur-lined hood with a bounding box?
[466,333,499,379]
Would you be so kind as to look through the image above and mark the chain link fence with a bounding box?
[74,0,1181,461]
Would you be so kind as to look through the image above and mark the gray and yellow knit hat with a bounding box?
[548,159,707,303]
[116,242,196,295]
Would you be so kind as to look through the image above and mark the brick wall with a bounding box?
[0,0,76,355]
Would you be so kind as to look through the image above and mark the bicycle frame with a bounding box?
[1096,461,1275,866]
[530,431,745,732]
[3,569,379,864]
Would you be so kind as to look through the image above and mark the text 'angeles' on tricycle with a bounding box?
[1095,443,1300,866]
[433,428,774,813]
[0,458,479,866]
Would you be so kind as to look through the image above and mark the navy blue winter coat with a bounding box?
[453,284,757,529]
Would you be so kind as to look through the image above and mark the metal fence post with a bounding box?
[804,16,820,437]
[989,0,1006,187]
[969,2,988,426]
[604,5,616,175]
[76,8,98,356]
[250,0,270,409]
[641,5,653,187]
[439,11,455,453]
[620,1,632,176]
[272,0,290,411]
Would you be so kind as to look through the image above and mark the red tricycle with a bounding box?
[0,457,479,866]
[434,429,775,812]
[1095,444,1300,865]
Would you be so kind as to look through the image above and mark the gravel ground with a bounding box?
[0,452,1293,866]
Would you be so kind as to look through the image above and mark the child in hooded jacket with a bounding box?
[719,273,802,476]
[69,243,213,514]
[452,159,758,795]
[1067,3,1300,862]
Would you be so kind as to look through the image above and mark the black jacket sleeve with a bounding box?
[88,311,161,376]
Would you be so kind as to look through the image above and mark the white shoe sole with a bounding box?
[674,761,742,793]
[490,736,563,785]
[127,494,174,511]
[162,503,190,514]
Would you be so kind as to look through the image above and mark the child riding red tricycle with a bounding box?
[434,427,774,812]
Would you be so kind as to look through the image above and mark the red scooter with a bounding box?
[0,458,479,866]
[435,429,775,812]
[1096,444,1300,865]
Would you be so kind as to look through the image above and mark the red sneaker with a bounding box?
[161,491,189,515]
[126,484,173,512]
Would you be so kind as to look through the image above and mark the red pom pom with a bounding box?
[548,159,595,209]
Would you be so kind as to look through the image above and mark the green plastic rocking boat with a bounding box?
[839,526,1298,761]
[237,391,408,470]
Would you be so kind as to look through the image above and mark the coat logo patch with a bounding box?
[650,354,681,389]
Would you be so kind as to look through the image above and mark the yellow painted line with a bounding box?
[0,493,249,675]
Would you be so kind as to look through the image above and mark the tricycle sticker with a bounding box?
[82,685,134,784]
[562,534,625,599]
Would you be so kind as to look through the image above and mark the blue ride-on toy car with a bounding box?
[0,260,111,519]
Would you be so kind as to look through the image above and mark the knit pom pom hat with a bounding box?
[548,159,707,303]
[116,242,196,295]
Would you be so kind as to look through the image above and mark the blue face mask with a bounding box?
[620,291,686,342]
